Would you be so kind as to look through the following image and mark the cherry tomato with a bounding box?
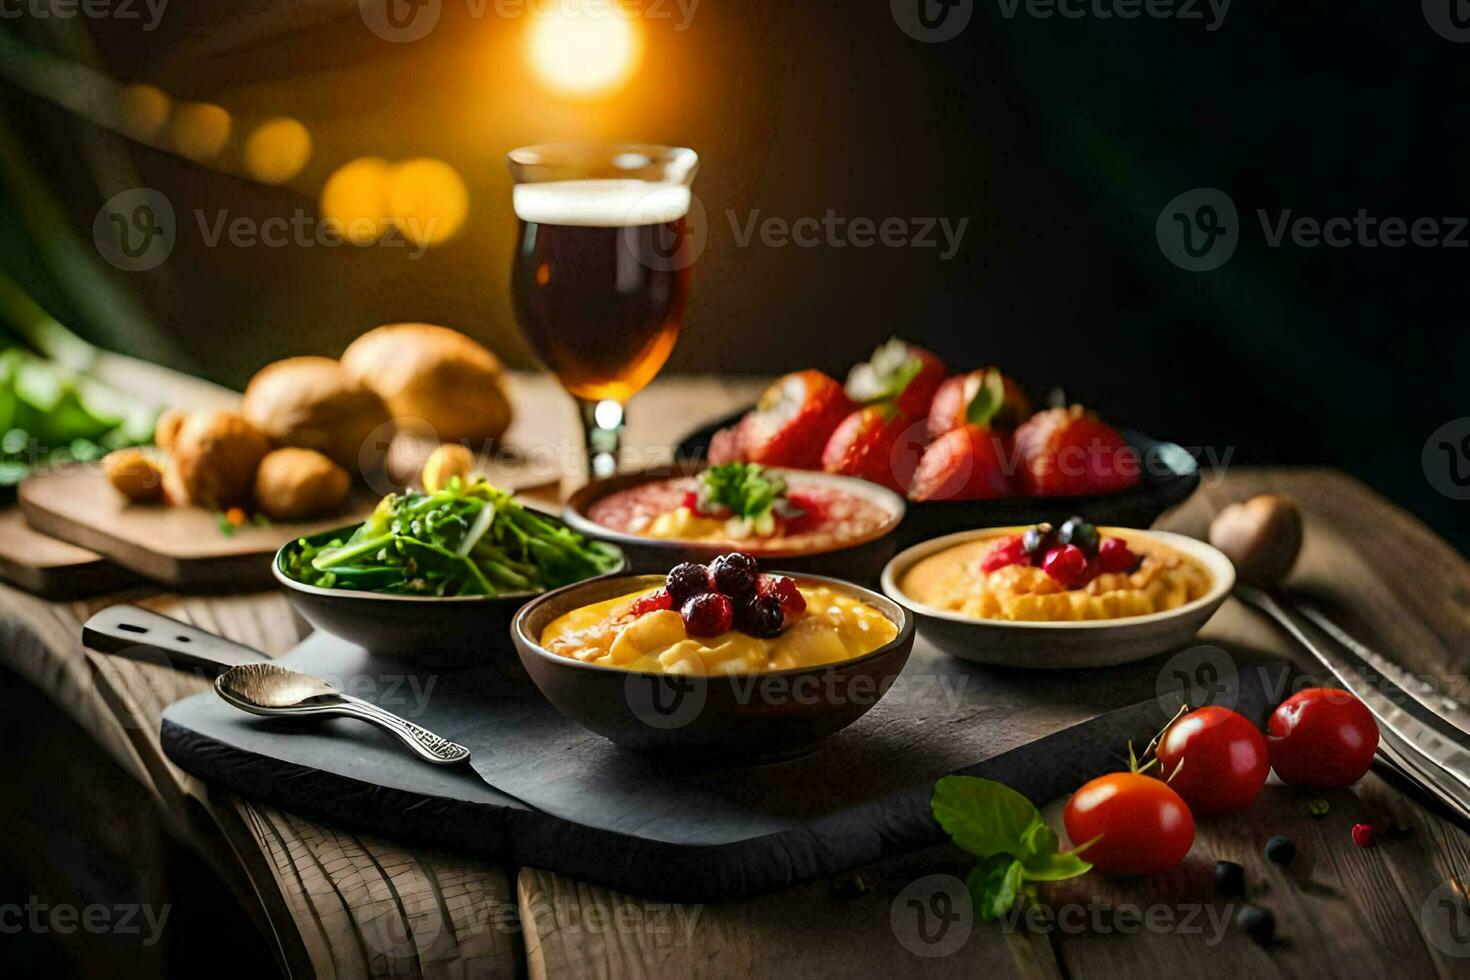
[1267,688,1379,788]
[1063,772,1195,876]
[1156,706,1270,816]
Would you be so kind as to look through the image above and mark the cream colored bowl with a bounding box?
[880,528,1235,669]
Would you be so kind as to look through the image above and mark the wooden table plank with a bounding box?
[517,468,1470,979]
[4,370,1469,978]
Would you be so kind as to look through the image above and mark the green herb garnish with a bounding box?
[283,476,622,597]
[697,462,789,520]
[931,775,1093,920]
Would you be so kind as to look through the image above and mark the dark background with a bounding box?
[1,0,1465,552]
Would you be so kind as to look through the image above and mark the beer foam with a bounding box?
[513,179,691,227]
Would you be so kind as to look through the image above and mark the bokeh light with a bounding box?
[115,83,170,143]
[386,158,469,247]
[165,101,232,161]
[526,3,643,97]
[320,157,393,245]
[244,117,312,184]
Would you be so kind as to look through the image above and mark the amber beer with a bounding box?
[511,180,692,403]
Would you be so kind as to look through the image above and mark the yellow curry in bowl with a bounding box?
[540,584,897,675]
[899,522,1212,623]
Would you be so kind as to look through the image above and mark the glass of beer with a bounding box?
[508,143,699,478]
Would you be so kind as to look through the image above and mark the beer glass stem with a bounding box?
[579,398,624,479]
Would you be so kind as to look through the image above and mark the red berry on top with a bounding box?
[666,562,714,603]
[711,552,760,596]
[758,574,806,617]
[682,592,734,637]
[982,535,1028,573]
[1097,537,1136,573]
[1042,544,1089,588]
[628,588,673,618]
[1351,823,1376,848]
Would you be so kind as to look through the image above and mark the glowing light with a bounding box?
[386,158,470,247]
[320,157,392,244]
[244,117,312,184]
[116,83,170,142]
[526,3,643,97]
[165,102,231,161]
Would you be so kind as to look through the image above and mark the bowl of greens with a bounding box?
[275,477,627,664]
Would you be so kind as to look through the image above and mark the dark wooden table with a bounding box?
[3,372,1468,979]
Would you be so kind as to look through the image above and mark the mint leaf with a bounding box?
[1019,817,1060,865]
[1021,850,1093,882]
[931,775,1040,859]
[964,371,1008,427]
[966,856,1025,921]
[845,338,924,403]
[699,463,788,519]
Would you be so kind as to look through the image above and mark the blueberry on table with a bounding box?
[1265,835,1296,866]
[1022,523,1055,558]
[1058,516,1099,555]
[1215,860,1246,896]
[667,562,714,603]
[711,552,759,596]
[1236,905,1276,946]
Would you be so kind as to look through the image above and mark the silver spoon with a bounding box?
[215,663,470,766]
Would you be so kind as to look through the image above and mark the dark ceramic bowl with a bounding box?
[676,409,1201,549]
[273,520,628,668]
[511,573,916,759]
[563,462,906,585]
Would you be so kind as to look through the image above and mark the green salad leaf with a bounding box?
[283,477,622,597]
[697,462,788,519]
[932,775,1093,920]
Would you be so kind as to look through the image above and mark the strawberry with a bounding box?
[820,404,923,492]
[845,339,946,420]
[908,424,1014,501]
[927,368,1031,442]
[736,370,854,470]
[1013,405,1141,497]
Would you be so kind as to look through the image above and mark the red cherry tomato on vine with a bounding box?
[1267,688,1379,788]
[1063,772,1195,876]
[1156,706,1270,816]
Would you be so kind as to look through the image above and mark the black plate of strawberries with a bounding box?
[680,339,1200,547]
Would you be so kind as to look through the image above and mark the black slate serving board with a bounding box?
[159,629,1287,902]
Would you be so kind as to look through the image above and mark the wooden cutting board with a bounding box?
[18,466,379,590]
[157,624,1290,901]
[0,507,136,597]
